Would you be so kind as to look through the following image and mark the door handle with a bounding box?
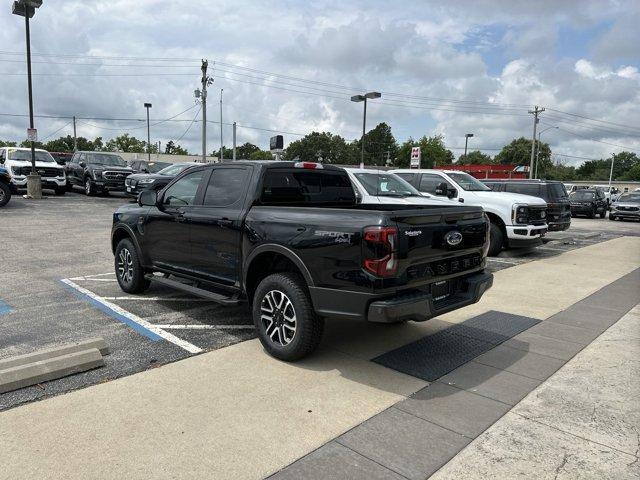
[219,217,233,227]
[175,212,187,223]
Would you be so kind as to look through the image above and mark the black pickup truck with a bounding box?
[111,161,493,360]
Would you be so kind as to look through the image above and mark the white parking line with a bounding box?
[154,324,255,330]
[101,297,212,302]
[61,278,203,354]
[487,257,520,264]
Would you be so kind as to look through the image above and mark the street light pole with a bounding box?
[351,92,381,168]
[144,102,152,161]
[534,126,558,179]
[464,133,474,158]
[12,0,43,199]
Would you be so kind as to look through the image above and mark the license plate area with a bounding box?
[431,280,451,302]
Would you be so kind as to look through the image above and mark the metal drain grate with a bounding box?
[373,311,540,382]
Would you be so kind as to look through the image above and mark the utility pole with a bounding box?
[528,106,545,179]
[219,89,224,161]
[143,102,152,161]
[608,154,615,191]
[72,115,77,151]
[199,59,211,163]
[232,121,237,160]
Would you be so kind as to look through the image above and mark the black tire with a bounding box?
[599,210,606,219]
[588,208,596,219]
[65,180,73,191]
[609,215,616,221]
[487,221,504,257]
[252,272,323,361]
[0,182,11,207]
[114,238,150,294]
[54,187,66,196]
[84,177,95,196]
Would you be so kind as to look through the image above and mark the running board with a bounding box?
[145,274,241,305]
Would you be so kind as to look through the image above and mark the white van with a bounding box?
[0,147,66,195]
[394,169,548,255]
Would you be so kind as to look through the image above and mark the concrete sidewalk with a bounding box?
[0,236,638,479]
[431,305,640,479]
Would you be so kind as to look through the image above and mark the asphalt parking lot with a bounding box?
[0,192,638,411]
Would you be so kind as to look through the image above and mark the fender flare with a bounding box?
[243,244,315,290]
[111,224,144,258]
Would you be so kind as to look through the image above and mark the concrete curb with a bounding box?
[0,338,109,371]
[0,348,104,394]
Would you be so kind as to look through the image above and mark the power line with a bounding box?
[173,105,202,144]
[41,121,72,141]
[541,122,640,152]
[546,107,640,133]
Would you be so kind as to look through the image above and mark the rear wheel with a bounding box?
[54,187,66,196]
[487,222,504,257]
[0,182,11,207]
[588,208,596,219]
[65,180,73,191]
[253,272,323,361]
[609,215,616,221]
[599,210,606,218]
[114,238,150,294]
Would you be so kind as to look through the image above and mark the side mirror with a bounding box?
[447,188,457,199]
[79,161,86,168]
[138,189,158,207]
[434,182,448,196]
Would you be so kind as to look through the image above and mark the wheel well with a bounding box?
[111,228,132,254]
[485,212,508,245]
[245,252,306,304]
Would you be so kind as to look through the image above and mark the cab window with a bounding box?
[204,168,250,207]
[163,170,205,207]
[419,173,451,195]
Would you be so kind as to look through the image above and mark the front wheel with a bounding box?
[0,182,11,207]
[589,208,596,219]
[54,187,66,196]
[487,222,504,257]
[609,215,616,221]
[599,210,606,219]
[115,238,150,294]
[85,178,95,196]
[252,273,324,361]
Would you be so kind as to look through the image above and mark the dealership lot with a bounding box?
[0,192,637,411]
[1,192,639,479]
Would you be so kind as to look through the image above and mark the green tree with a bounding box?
[19,140,45,149]
[0,140,17,148]
[165,140,188,155]
[457,150,492,165]
[495,137,552,176]
[395,135,454,168]
[357,122,397,166]
[283,131,354,164]
[105,134,152,153]
[249,149,273,160]
[620,163,640,181]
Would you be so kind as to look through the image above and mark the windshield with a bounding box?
[8,149,55,163]
[85,153,127,167]
[617,193,640,203]
[571,191,595,201]
[353,172,420,197]
[145,162,171,173]
[158,163,195,176]
[447,172,491,191]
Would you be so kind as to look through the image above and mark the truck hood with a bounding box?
[468,190,547,207]
[90,165,133,172]
[613,201,640,208]
[127,173,167,182]
[370,195,448,205]
[8,159,65,171]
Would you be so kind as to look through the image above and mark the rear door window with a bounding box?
[505,183,543,198]
[260,169,355,205]
[204,167,251,207]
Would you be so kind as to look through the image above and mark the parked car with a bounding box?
[394,169,547,256]
[65,151,133,196]
[111,161,493,360]
[50,152,73,166]
[128,160,172,174]
[609,192,640,221]
[0,165,12,207]
[592,185,620,204]
[569,189,607,218]
[482,179,570,231]
[344,168,446,205]
[0,147,66,195]
[124,162,201,197]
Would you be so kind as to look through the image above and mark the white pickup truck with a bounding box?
[0,147,66,195]
[344,168,447,206]
[394,169,548,255]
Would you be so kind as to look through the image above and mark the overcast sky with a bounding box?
[0,0,639,165]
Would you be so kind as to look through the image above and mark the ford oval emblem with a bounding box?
[445,230,463,247]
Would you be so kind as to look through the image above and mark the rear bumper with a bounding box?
[309,271,493,324]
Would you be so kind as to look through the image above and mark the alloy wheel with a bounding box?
[85,180,91,195]
[260,290,297,346]
[117,247,134,284]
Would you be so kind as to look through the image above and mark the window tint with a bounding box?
[260,169,355,205]
[505,183,542,197]
[162,170,204,207]
[548,183,567,200]
[204,168,250,206]
[395,172,417,184]
[419,173,450,195]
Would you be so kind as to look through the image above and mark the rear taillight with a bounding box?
[294,162,323,169]
[362,226,398,277]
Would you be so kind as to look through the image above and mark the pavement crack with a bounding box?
[553,453,571,480]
